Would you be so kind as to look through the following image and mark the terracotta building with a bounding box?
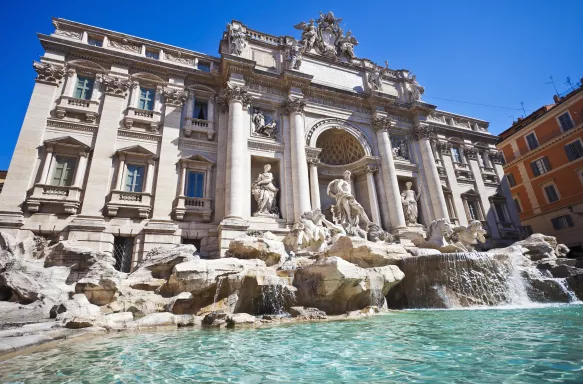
[497,82,583,257]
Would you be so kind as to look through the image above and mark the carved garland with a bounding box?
[102,76,130,96]
[33,62,66,84]
[464,146,479,160]
[163,89,188,106]
[408,123,433,141]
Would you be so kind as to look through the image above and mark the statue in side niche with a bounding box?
[252,109,278,138]
[251,164,279,218]
[326,170,372,238]
[401,182,421,226]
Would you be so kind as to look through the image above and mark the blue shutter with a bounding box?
[531,162,540,177]
[565,144,575,161]
[195,173,204,198]
[542,157,551,171]
[186,172,196,197]
[551,218,559,230]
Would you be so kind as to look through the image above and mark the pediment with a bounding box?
[44,136,91,150]
[116,145,156,158]
[67,59,107,74]
[462,188,480,197]
[131,72,166,85]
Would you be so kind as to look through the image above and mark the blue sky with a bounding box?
[1,0,582,170]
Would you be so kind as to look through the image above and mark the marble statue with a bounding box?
[401,182,420,226]
[227,23,246,56]
[293,19,317,52]
[326,170,372,238]
[336,29,358,59]
[411,218,465,253]
[409,75,424,102]
[452,220,487,251]
[252,109,278,138]
[367,67,383,91]
[283,209,345,253]
[251,164,279,217]
[286,42,303,70]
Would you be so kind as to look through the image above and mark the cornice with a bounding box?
[179,138,218,151]
[248,139,284,153]
[117,129,162,142]
[46,118,98,133]
[426,122,497,143]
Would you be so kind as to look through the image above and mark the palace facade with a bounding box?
[0,14,521,269]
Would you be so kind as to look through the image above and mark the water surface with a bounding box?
[2,305,582,383]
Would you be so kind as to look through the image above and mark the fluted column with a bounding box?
[372,116,406,230]
[411,123,449,220]
[73,151,89,188]
[224,85,251,221]
[365,164,382,225]
[284,97,311,220]
[178,162,187,197]
[128,81,140,108]
[40,146,55,184]
[308,158,321,210]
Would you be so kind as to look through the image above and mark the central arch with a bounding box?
[306,118,374,157]
[316,128,365,165]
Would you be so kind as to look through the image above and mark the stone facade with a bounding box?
[0,15,521,268]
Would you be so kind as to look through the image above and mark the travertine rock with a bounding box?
[226,313,258,328]
[56,294,102,329]
[324,236,408,268]
[228,233,288,267]
[292,256,404,314]
[516,234,561,261]
[289,306,327,319]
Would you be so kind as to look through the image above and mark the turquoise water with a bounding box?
[2,305,583,383]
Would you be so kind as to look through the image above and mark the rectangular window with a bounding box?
[565,140,583,161]
[74,76,94,100]
[451,147,463,163]
[507,173,516,187]
[145,50,159,59]
[467,200,480,220]
[513,198,522,213]
[185,171,205,198]
[138,87,155,111]
[544,184,559,203]
[551,215,574,230]
[531,157,551,177]
[113,236,134,273]
[558,112,574,131]
[125,165,145,193]
[51,156,77,187]
[88,37,103,47]
[198,62,211,72]
[525,133,539,150]
[193,100,208,120]
[494,203,508,222]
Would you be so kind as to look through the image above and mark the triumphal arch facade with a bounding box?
[0,13,521,267]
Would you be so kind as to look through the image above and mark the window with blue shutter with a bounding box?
[138,88,155,111]
[185,171,205,198]
[51,156,77,186]
[544,184,559,203]
[565,140,583,161]
[74,76,94,100]
[558,112,574,131]
[125,165,144,192]
[525,133,539,150]
[451,147,463,163]
[193,100,208,120]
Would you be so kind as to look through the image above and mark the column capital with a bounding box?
[282,96,306,115]
[225,84,251,106]
[147,159,156,166]
[435,140,452,155]
[78,151,89,158]
[489,150,504,164]
[409,123,433,141]
[215,95,229,114]
[307,157,320,166]
[365,164,379,174]
[66,67,76,77]
[102,76,131,97]
[33,62,65,85]
[163,88,188,107]
[464,145,479,160]
[371,115,393,132]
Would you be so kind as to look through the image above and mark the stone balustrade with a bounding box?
[54,96,100,123]
[106,190,152,218]
[174,196,213,221]
[183,117,215,140]
[123,107,161,130]
[26,184,83,214]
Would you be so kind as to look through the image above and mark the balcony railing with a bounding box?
[26,184,82,214]
[54,96,100,123]
[123,107,161,131]
[107,190,152,218]
[174,195,212,221]
[183,117,215,140]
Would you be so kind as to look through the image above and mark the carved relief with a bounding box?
[282,96,306,115]
[164,52,196,66]
[436,141,452,155]
[390,136,410,160]
[108,38,141,53]
[33,62,65,84]
[102,76,130,96]
[409,124,433,141]
[163,89,188,106]
[251,109,278,139]
[285,42,303,70]
[225,84,251,106]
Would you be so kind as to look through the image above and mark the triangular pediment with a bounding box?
[116,145,156,158]
[44,136,91,150]
[184,154,213,163]
[462,188,480,197]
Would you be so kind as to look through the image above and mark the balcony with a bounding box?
[55,96,100,123]
[183,117,215,140]
[26,184,83,214]
[482,173,499,186]
[123,107,161,131]
[174,196,212,221]
[106,190,152,218]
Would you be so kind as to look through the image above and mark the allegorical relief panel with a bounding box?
[390,136,410,160]
[251,107,278,140]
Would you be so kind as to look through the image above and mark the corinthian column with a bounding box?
[224,85,251,221]
[284,96,311,220]
[365,164,382,225]
[410,122,449,220]
[372,116,407,231]
[308,158,321,210]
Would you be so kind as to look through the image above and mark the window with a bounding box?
[198,62,211,72]
[565,140,583,161]
[125,165,144,192]
[138,88,155,111]
[558,112,574,131]
[74,76,94,100]
[544,184,559,203]
[525,133,539,150]
[193,100,208,120]
[513,198,522,213]
[523,225,533,235]
[88,37,103,47]
[51,156,76,187]
[494,202,509,222]
[551,215,574,230]
[185,171,205,198]
[145,50,159,60]
[507,173,516,187]
[113,236,133,273]
[467,200,480,220]
[531,157,551,176]
[451,147,463,163]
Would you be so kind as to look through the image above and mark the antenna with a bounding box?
[565,77,575,92]
[520,102,526,117]
[545,76,559,96]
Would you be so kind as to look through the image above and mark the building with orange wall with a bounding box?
[497,81,583,257]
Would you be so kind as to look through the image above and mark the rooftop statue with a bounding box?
[226,23,246,56]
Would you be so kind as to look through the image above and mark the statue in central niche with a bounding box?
[327,170,372,238]
[252,164,279,218]
[401,181,421,226]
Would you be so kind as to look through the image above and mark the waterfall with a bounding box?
[212,276,225,311]
[397,251,579,309]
